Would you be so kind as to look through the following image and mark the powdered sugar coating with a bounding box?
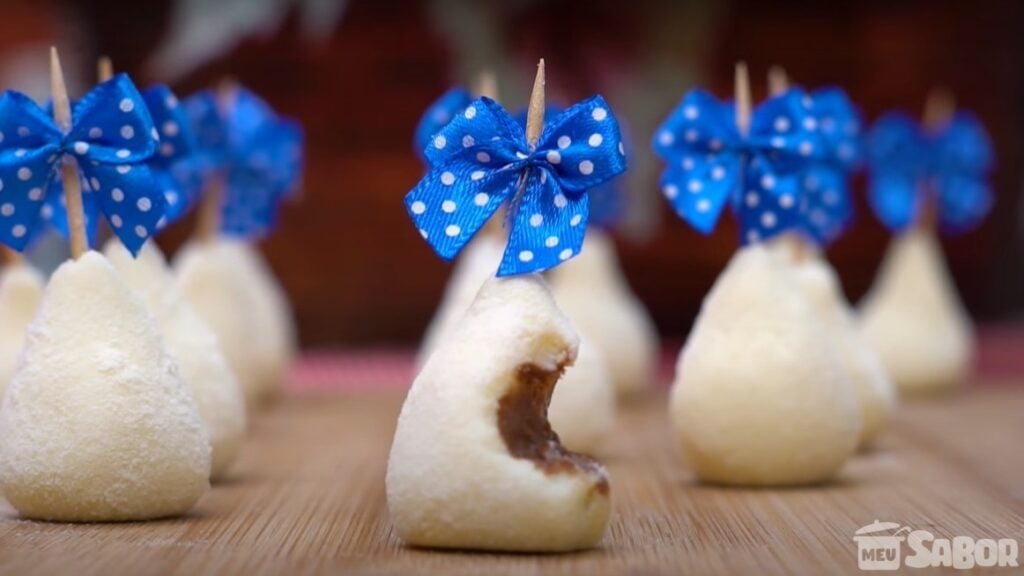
[549,229,659,398]
[859,229,973,396]
[0,251,210,521]
[106,240,246,479]
[175,238,295,406]
[670,245,861,486]
[0,263,43,399]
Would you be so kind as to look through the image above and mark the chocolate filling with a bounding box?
[497,361,610,495]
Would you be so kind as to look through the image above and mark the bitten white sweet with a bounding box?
[106,240,246,479]
[175,237,296,406]
[859,229,973,396]
[416,233,615,454]
[550,230,658,398]
[0,251,210,521]
[670,245,861,486]
[0,263,43,398]
[387,275,610,552]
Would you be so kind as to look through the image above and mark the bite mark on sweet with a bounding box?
[497,361,610,495]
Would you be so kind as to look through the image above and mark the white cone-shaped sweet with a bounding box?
[387,275,610,552]
[786,252,896,447]
[0,251,210,521]
[550,230,658,398]
[547,334,616,454]
[234,241,296,395]
[105,240,246,479]
[175,237,295,406]
[670,245,861,486]
[416,233,506,368]
[859,229,973,396]
[0,263,43,398]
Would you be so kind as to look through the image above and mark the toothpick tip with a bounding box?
[474,69,498,100]
[768,65,789,96]
[216,77,240,112]
[525,59,547,146]
[923,87,956,130]
[49,47,71,133]
[97,55,114,82]
[734,61,752,136]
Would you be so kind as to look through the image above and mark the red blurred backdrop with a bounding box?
[1,0,1022,347]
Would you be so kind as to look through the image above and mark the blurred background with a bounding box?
[1,0,1022,348]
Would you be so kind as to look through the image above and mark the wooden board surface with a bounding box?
[2,385,1024,575]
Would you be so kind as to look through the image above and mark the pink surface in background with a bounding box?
[288,325,1024,393]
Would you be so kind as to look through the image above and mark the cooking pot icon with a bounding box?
[854,520,912,571]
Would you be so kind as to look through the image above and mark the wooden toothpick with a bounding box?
[503,59,546,233]
[766,65,810,260]
[918,87,956,232]
[50,47,88,260]
[525,59,546,148]
[195,173,223,243]
[196,79,239,243]
[475,70,504,238]
[473,70,498,100]
[1,246,23,266]
[734,62,751,138]
[97,56,114,83]
[768,65,789,97]
[923,87,955,133]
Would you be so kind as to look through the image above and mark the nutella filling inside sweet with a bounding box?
[497,362,610,495]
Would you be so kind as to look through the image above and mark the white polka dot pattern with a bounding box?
[181,84,304,240]
[0,74,175,254]
[652,87,831,244]
[406,94,626,276]
[414,87,472,160]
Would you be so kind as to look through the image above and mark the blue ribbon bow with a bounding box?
[142,85,203,227]
[420,92,629,230]
[41,83,199,242]
[653,88,825,244]
[405,95,627,276]
[867,111,993,233]
[795,86,864,245]
[185,86,304,239]
[0,73,166,254]
[414,87,472,161]
[515,105,627,230]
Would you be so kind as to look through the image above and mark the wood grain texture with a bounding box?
[1,386,1023,575]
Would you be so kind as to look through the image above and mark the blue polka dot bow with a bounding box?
[42,84,199,243]
[405,96,627,276]
[867,111,993,234]
[142,85,202,226]
[414,87,471,162]
[792,87,864,245]
[0,73,167,255]
[652,88,826,244]
[419,92,628,230]
[185,86,304,239]
[515,105,627,230]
